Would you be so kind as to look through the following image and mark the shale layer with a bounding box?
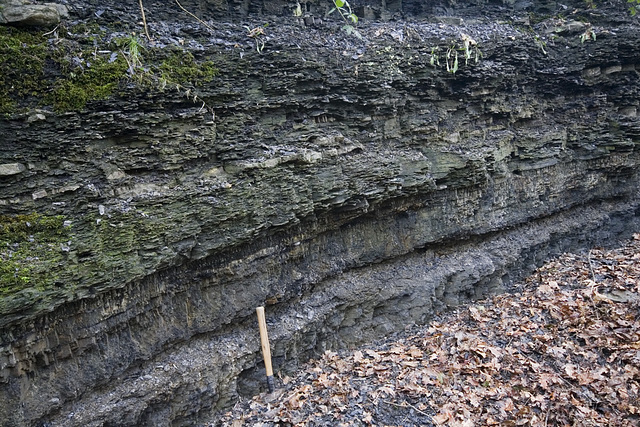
[0,0,639,425]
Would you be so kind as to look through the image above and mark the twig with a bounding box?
[42,25,59,36]
[119,49,133,72]
[586,250,601,320]
[382,399,432,419]
[175,0,217,33]
[138,0,152,41]
[587,249,597,282]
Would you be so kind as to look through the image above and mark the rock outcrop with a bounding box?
[0,0,68,27]
[0,0,639,425]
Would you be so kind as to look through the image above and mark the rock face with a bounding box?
[0,0,68,27]
[0,0,639,425]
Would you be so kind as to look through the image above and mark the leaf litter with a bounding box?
[216,234,640,426]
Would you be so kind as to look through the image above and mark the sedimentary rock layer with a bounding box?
[0,0,639,425]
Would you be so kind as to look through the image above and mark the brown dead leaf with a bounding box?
[408,346,423,359]
[432,412,451,425]
[365,349,381,361]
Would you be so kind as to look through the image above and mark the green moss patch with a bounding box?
[0,26,47,114]
[159,49,218,86]
[0,26,219,115]
[45,52,129,112]
[0,213,70,295]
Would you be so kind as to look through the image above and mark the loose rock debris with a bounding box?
[217,234,640,426]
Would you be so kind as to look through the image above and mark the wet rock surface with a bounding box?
[0,0,639,425]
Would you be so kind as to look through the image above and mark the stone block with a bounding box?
[0,163,25,176]
[0,1,68,27]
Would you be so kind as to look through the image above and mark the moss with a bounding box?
[0,93,14,116]
[67,21,104,38]
[45,52,129,112]
[0,26,130,113]
[159,49,218,86]
[0,26,48,114]
[47,80,89,111]
[0,26,219,114]
[0,213,70,295]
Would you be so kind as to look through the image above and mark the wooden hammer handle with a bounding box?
[256,306,275,391]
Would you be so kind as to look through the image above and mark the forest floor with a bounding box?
[216,233,640,426]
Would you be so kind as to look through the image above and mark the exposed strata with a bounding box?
[0,0,639,425]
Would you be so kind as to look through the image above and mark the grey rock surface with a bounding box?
[0,0,638,425]
[0,0,67,27]
[0,163,25,176]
